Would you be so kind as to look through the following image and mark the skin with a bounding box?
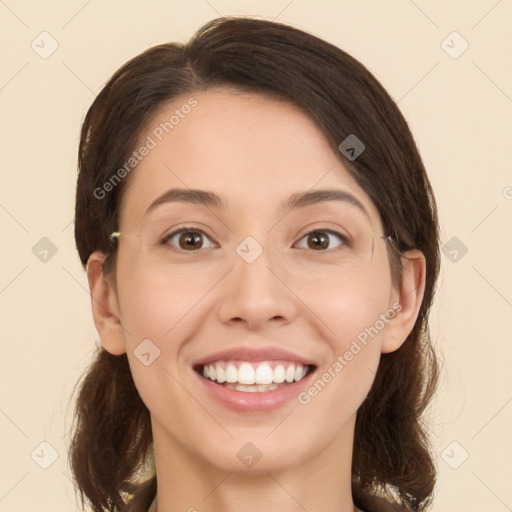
[87,87,426,512]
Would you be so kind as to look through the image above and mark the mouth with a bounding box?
[193,360,317,393]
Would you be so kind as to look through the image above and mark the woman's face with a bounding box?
[99,88,409,473]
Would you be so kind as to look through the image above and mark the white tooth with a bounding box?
[225,364,238,383]
[216,366,226,383]
[294,364,304,382]
[238,362,255,384]
[273,365,285,383]
[302,366,309,379]
[223,382,283,392]
[255,363,273,384]
[203,366,209,378]
[285,365,295,383]
[235,384,258,392]
[208,364,216,381]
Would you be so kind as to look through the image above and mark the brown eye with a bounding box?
[161,228,216,251]
[308,232,328,250]
[295,230,347,251]
[178,231,203,250]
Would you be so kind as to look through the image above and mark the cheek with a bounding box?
[115,263,200,425]
[297,266,392,342]
[296,276,389,427]
[116,254,213,343]
[115,257,219,396]
[296,265,393,404]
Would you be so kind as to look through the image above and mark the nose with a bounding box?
[215,242,299,330]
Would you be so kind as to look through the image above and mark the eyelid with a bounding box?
[293,228,348,250]
[161,226,218,248]
[295,223,351,243]
[162,225,350,251]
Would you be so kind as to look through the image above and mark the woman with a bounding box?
[69,16,440,512]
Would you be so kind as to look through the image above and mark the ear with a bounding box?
[86,251,126,355]
[381,249,426,354]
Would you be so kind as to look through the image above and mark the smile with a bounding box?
[196,360,314,392]
[191,346,317,411]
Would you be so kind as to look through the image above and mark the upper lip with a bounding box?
[192,346,317,368]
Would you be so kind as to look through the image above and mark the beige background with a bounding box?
[1,1,511,510]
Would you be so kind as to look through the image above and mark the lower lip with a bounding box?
[195,369,316,413]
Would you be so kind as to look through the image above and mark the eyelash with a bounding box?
[160,226,350,252]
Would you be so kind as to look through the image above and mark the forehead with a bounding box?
[119,88,381,230]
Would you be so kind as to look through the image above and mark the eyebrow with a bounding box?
[146,187,370,219]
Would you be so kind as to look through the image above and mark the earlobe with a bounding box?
[381,249,426,354]
[86,251,126,355]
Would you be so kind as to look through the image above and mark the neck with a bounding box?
[149,415,359,512]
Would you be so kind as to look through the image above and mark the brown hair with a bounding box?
[69,16,440,512]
